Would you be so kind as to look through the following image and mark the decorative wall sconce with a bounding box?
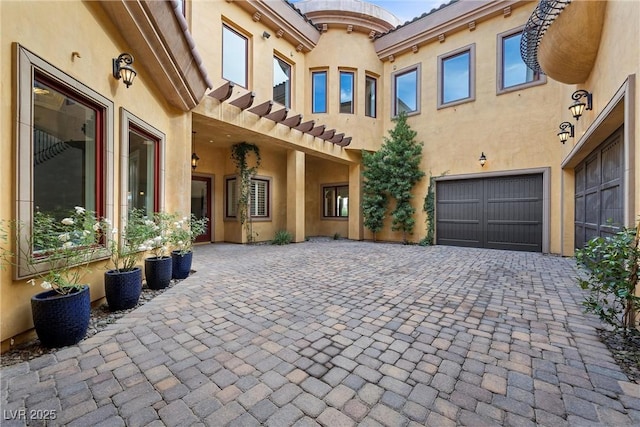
[557,121,574,144]
[191,131,200,170]
[569,89,592,120]
[479,152,487,167]
[112,53,137,88]
[262,31,271,39]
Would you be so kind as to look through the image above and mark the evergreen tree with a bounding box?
[362,149,387,241]
[361,112,425,243]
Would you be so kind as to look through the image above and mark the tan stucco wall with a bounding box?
[557,0,639,255]
[303,30,385,151]
[191,1,308,114]
[367,3,567,249]
[0,1,190,347]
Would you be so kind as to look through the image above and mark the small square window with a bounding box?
[225,176,271,219]
[323,185,349,218]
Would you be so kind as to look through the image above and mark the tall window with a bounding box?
[340,71,354,114]
[128,126,159,216]
[323,185,349,217]
[312,71,327,113]
[222,25,248,87]
[273,56,291,108]
[393,65,420,116]
[17,45,114,277]
[438,45,475,108]
[365,75,377,118]
[225,176,270,219]
[498,28,543,93]
[33,73,103,216]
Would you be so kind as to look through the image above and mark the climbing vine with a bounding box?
[420,171,447,246]
[230,142,261,243]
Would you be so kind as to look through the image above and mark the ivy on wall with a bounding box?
[230,142,261,243]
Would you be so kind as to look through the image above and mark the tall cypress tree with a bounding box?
[362,112,425,243]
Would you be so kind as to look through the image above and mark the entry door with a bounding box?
[436,174,543,252]
[574,128,623,249]
[191,176,212,243]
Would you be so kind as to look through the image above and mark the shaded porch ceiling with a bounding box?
[191,112,356,165]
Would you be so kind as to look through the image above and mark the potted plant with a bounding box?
[169,214,208,279]
[141,211,174,290]
[0,206,101,348]
[100,209,149,311]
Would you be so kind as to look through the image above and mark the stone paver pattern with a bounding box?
[2,241,639,426]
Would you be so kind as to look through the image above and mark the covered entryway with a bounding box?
[436,173,544,252]
[574,127,623,249]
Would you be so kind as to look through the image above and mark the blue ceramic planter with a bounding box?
[171,250,193,280]
[31,285,90,348]
[144,256,172,289]
[105,267,142,311]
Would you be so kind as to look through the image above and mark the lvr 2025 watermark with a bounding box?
[3,409,57,421]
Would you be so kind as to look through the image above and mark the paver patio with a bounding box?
[1,240,639,426]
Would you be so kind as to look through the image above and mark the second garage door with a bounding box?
[436,174,543,252]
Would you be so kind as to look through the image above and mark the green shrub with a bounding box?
[333,232,341,240]
[272,230,293,245]
[575,222,640,331]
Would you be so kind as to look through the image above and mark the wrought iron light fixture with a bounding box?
[112,53,137,88]
[191,131,200,170]
[569,89,592,120]
[479,152,487,167]
[557,121,574,144]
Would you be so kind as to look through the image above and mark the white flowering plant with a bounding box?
[0,206,101,295]
[137,211,175,259]
[100,208,153,272]
[169,214,209,255]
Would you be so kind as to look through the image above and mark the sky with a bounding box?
[288,0,448,24]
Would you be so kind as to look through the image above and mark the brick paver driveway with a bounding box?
[2,240,639,426]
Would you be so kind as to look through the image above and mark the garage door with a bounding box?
[436,174,543,252]
[575,128,623,249]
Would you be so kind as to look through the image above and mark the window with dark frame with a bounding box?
[225,176,270,218]
[273,56,291,108]
[393,67,419,116]
[222,24,248,88]
[440,50,471,105]
[33,72,105,220]
[340,71,354,114]
[365,75,377,118]
[323,185,349,218]
[499,29,541,91]
[312,71,327,113]
[128,125,160,216]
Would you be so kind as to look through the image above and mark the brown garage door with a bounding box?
[436,174,543,252]
[575,128,623,249]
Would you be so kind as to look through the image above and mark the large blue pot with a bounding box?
[144,256,172,289]
[171,250,193,280]
[31,285,90,348]
[105,267,142,311]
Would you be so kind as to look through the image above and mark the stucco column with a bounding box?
[287,150,305,242]
[348,163,363,240]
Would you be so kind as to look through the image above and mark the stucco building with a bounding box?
[1,0,638,346]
